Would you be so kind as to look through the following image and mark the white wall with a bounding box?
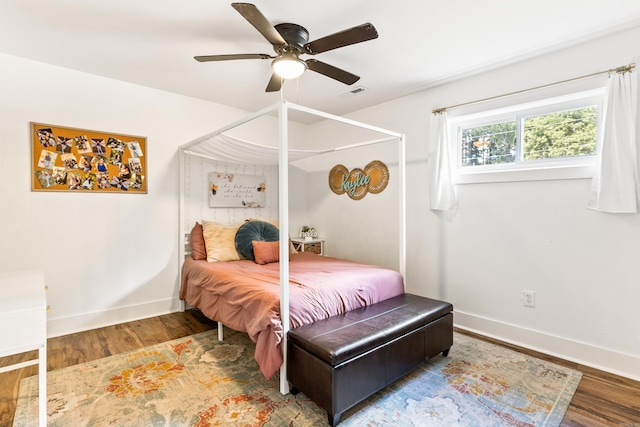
[299,138,402,270]
[182,159,280,228]
[0,52,306,337]
[309,25,640,380]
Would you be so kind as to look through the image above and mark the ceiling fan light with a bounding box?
[272,55,306,79]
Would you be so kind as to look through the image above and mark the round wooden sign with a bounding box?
[328,160,390,200]
[364,160,389,194]
[346,168,368,200]
[328,164,348,195]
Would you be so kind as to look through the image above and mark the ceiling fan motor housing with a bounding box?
[274,23,309,51]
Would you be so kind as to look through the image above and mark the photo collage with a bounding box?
[31,123,146,193]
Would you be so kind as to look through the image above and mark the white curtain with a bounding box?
[430,112,457,211]
[588,70,639,213]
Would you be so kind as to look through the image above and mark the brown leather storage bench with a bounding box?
[287,293,453,426]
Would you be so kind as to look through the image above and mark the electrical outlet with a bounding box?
[523,290,535,307]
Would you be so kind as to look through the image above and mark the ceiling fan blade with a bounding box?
[304,23,378,55]
[306,59,360,85]
[194,53,273,62]
[265,73,282,92]
[231,3,286,46]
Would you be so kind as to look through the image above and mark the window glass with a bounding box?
[461,121,516,167]
[451,89,603,182]
[522,106,597,161]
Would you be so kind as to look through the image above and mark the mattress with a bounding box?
[180,252,405,378]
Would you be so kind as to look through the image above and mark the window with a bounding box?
[451,89,604,183]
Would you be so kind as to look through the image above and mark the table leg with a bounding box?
[38,344,47,427]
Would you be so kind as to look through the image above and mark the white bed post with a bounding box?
[278,101,291,395]
[178,148,187,312]
[399,134,407,284]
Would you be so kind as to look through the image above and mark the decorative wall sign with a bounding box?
[328,160,389,200]
[31,122,147,193]
[209,172,266,208]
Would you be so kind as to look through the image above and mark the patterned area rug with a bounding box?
[13,330,582,426]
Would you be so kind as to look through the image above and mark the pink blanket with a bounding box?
[180,252,404,378]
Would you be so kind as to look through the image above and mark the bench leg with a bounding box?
[328,412,341,427]
[442,347,451,357]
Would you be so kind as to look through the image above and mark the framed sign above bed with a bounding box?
[31,122,147,193]
[209,172,266,208]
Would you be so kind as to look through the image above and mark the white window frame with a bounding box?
[449,88,605,184]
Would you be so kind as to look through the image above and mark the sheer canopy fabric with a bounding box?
[182,133,331,165]
[588,71,639,213]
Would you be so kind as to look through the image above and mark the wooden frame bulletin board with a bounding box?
[31,122,147,193]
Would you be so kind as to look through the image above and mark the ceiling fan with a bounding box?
[195,3,378,92]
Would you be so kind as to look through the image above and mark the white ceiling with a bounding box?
[2,1,640,123]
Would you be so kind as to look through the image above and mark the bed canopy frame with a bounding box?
[178,100,406,394]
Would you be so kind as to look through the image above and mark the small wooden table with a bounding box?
[0,270,47,427]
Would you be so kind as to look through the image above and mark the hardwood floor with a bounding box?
[1,310,638,426]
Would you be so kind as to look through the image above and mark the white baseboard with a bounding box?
[454,310,640,382]
[46,297,183,338]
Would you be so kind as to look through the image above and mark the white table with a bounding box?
[291,237,324,255]
[0,270,47,427]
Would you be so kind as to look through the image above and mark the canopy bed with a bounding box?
[178,101,406,394]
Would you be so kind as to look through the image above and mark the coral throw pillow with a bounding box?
[189,222,207,260]
[252,240,281,265]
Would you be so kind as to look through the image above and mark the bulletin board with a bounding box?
[31,122,147,193]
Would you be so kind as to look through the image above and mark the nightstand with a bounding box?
[0,270,47,427]
[291,237,324,255]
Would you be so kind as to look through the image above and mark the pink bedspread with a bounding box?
[180,252,404,378]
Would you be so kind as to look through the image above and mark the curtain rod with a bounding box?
[432,63,635,115]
